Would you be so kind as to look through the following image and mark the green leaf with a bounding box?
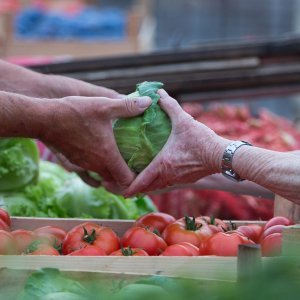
[18,268,88,300]
[0,138,39,192]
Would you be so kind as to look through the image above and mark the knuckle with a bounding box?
[124,98,135,114]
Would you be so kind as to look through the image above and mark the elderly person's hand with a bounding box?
[125,90,229,196]
[0,88,151,189]
[39,95,152,188]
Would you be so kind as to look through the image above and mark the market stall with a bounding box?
[0,14,300,299]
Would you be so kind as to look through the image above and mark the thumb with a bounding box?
[111,96,152,118]
[157,89,183,119]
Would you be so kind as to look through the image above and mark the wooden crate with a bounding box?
[3,217,245,281]
[1,217,300,299]
[1,217,300,281]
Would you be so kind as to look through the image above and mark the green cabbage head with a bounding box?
[113,81,171,173]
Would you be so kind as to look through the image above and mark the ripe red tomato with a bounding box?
[261,233,282,256]
[260,224,285,241]
[198,216,228,232]
[205,232,254,256]
[0,218,10,231]
[162,216,213,247]
[11,230,36,254]
[62,222,120,255]
[34,226,67,248]
[160,242,199,256]
[0,208,11,227]
[0,230,16,254]
[121,227,167,256]
[26,241,60,256]
[68,245,107,256]
[199,240,209,255]
[264,216,294,231]
[135,212,176,234]
[110,247,149,256]
[237,224,263,243]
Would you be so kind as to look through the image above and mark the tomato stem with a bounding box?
[25,240,42,254]
[121,246,136,256]
[184,216,202,231]
[227,221,237,231]
[82,227,96,244]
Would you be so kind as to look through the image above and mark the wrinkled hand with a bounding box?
[41,95,152,188]
[125,90,229,196]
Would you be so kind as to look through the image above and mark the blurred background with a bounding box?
[1,0,300,220]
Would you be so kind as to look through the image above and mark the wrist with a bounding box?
[206,137,232,174]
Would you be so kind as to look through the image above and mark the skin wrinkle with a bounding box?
[233,146,300,203]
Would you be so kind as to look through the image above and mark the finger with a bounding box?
[54,151,85,173]
[102,180,124,195]
[124,164,158,197]
[157,89,184,119]
[103,131,136,187]
[110,96,152,119]
[76,171,102,188]
[134,179,163,195]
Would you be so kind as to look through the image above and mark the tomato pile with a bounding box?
[0,209,295,257]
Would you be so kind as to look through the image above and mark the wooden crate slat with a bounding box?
[0,255,237,281]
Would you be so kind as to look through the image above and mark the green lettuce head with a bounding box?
[113,81,171,173]
[0,138,39,192]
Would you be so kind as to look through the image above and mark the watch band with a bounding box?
[221,141,252,182]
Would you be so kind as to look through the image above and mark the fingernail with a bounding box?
[158,89,167,96]
[137,97,152,108]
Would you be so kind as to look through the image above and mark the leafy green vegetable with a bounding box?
[113,81,172,173]
[18,268,88,300]
[0,138,39,192]
[113,283,169,300]
[0,161,156,219]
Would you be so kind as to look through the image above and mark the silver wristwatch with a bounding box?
[221,141,252,182]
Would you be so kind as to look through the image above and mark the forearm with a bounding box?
[44,74,121,98]
[0,60,47,98]
[0,60,120,98]
[231,146,300,203]
[0,91,49,138]
[184,174,273,199]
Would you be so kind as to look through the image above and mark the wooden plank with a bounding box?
[237,244,261,282]
[30,35,300,74]
[67,58,260,81]
[282,225,300,256]
[0,255,238,281]
[274,195,300,223]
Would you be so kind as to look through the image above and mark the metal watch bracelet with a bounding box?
[221,141,252,182]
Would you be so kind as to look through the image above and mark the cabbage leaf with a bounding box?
[113,81,171,173]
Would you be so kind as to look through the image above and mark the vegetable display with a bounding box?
[0,208,293,257]
[113,81,171,173]
[0,160,157,220]
[0,138,39,192]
